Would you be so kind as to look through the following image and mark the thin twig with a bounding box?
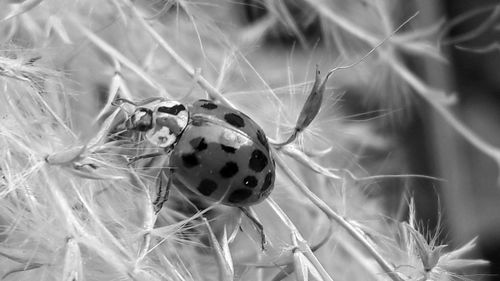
[275,154,405,281]
[266,198,336,281]
[385,50,500,164]
[308,1,500,177]
[71,20,164,93]
[123,0,235,108]
[342,169,446,182]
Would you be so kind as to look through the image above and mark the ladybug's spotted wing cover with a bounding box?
[190,99,271,151]
[169,99,275,207]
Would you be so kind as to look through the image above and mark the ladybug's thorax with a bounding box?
[146,101,189,148]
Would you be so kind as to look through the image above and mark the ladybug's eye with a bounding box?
[127,108,153,131]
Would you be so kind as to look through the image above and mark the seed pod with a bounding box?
[278,65,333,147]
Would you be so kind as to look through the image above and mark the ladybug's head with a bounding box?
[126,107,154,132]
[145,101,189,148]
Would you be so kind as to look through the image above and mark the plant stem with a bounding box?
[308,0,500,175]
[275,155,405,281]
[124,1,235,108]
[267,198,335,281]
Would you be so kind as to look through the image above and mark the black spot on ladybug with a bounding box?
[228,189,253,203]
[220,162,239,178]
[256,129,269,148]
[200,102,218,110]
[224,113,245,128]
[182,153,199,168]
[158,104,186,115]
[197,179,218,196]
[249,149,268,172]
[243,176,258,188]
[190,137,208,151]
[260,172,273,196]
[220,144,236,153]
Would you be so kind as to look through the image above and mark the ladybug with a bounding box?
[119,98,275,212]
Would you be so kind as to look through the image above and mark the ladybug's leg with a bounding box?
[153,169,172,214]
[239,207,267,250]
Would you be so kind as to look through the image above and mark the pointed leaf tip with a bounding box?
[293,250,309,281]
[45,145,86,165]
[204,219,234,281]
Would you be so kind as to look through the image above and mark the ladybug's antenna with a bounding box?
[112,98,138,107]
[113,97,169,107]
[111,98,138,117]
